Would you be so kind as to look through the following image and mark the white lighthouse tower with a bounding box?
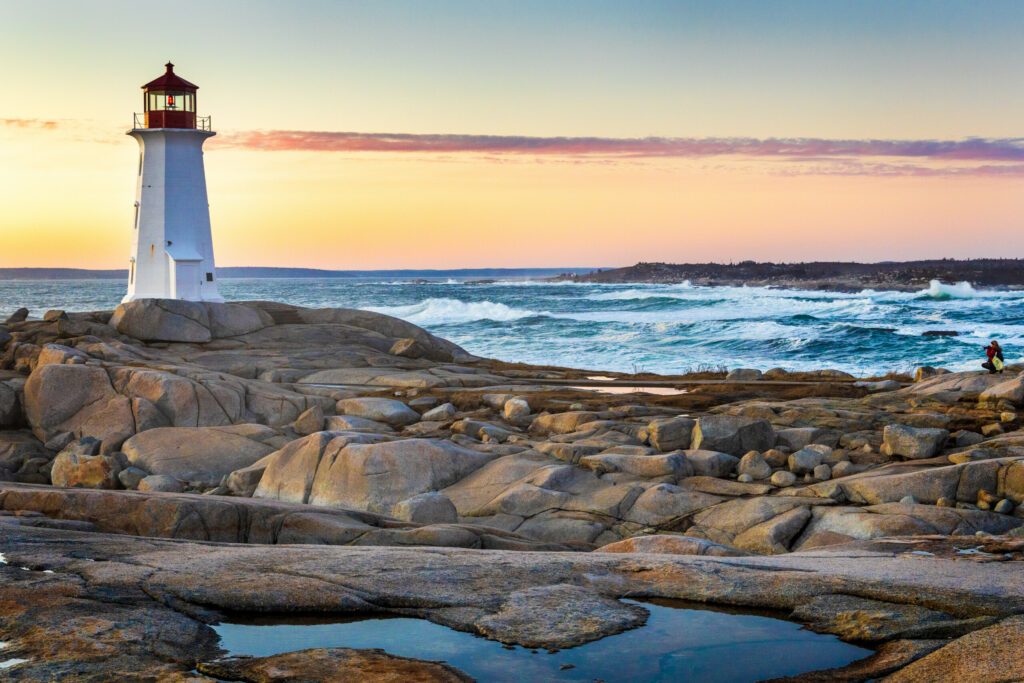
[123,62,223,303]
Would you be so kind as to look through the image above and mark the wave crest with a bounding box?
[920,279,977,299]
[363,298,546,324]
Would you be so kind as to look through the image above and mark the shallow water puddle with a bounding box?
[568,385,689,395]
[213,599,871,682]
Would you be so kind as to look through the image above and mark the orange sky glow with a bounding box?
[2,1,1023,269]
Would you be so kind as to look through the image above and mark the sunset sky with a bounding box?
[2,0,1023,269]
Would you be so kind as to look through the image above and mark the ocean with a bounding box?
[1,277,1020,376]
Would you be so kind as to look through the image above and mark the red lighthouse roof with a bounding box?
[142,62,198,91]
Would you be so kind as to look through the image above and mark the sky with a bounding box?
[1,0,1023,269]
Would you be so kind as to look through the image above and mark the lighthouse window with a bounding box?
[206,273,214,282]
[147,92,195,112]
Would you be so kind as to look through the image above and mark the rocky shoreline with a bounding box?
[559,259,1024,292]
[1,298,1023,680]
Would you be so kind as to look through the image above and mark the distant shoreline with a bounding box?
[557,259,1024,292]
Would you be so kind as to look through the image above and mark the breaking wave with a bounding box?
[920,280,978,300]
[364,298,547,324]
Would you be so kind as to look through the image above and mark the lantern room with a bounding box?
[141,62,200,129]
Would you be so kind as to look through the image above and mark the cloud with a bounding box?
[215,130,1024,163]
[1,118,58,130]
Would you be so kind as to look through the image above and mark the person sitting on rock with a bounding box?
[982,340,1005,374]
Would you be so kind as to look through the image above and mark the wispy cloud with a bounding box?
[215,130,1024,162]
[1,118,59,129]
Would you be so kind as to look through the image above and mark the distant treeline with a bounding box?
[567,258,1024,288]
[0,266,602,281]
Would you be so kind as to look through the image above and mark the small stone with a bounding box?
[503,398,532,425]
[737,451,771,480]
[978,489,1001,505]
[977,499,992,511]
[569,402,586,411]
[812,463,832,481]
[137,474,185,493]
[1001,412,1018,423]
[788,445,830,474]
[981,423,1004,437]
[770,470,797,488]
[117,466,149,490]
[900,495,917,505]
[994,499,1015,515]
[422,402,457,421]
[936,497,954,508]
[737,473,754,483]
[762,449,789,468]
[408,396,440,412]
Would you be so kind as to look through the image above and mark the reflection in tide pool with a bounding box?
[213,600,871,682]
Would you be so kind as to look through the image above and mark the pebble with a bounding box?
[899,495,917,505]
[994,499,1015,515]
[737,473,754,483]
[770,471,797,488]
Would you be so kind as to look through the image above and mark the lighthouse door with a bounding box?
[172,261,202,300]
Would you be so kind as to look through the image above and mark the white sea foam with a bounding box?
[922,280,978,299]
[363,298,546,324]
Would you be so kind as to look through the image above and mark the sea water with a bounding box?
[1,277,1021,376]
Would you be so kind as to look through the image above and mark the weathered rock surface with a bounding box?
[255,436,493,514]
[1,519,1023,680]
[596,534,747,556]
[122,426,277,486]
[198,648,472,682]
[336,397,421,426]
[691,415,775,455]
[882,424,950,459]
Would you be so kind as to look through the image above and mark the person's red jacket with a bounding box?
[986,346,997,361]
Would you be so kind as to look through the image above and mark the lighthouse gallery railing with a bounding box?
[132,113,212,131]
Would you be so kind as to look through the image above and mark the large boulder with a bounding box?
[979,372,1024,407]
[391,492,458,524]
[690,416,775,455]
[0,381,20,428]
[110,299,273,343]
[882,424,949,459]
[110,299,211,343]
[624,484,725,527]
[292,308,467,362]
[205,302,274,338]
[644,416,695,452]
[336,398,420,427]
[255,437,493,515]
[682,449,739,478]
[579,452,692,479]
[24,364,135,449]
[529,411,600,436]
[121,426,276,486]
[109,367,243,428]
[775,427,840,451]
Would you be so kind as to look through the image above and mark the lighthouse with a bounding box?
[123,62,223,303]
